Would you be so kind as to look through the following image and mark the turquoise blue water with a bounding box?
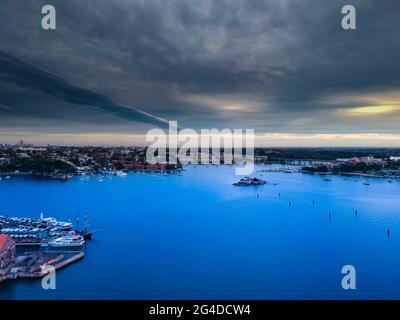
[1,165,400,300]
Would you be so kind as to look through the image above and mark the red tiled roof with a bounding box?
[0,234,9,250]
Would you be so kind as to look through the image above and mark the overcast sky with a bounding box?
[1,0,400,146]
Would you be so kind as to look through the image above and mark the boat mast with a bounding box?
[84,213,90,232]
[76,211,80,231]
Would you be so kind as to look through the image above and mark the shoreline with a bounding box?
[2,164,400,181]
[302,170,399,179]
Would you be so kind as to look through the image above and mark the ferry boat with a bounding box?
[48,235,85,248]
[233,177,266,186]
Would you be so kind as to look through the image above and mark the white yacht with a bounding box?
[48,235,85,247]
[115,171,127,177]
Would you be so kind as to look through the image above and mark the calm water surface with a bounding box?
[1,165,400,299]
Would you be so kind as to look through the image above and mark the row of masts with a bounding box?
[74,212,90,232]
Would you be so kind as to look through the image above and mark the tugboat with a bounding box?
[233,177,266,186]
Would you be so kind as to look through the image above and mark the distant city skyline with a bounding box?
[1,1,400,147]
[2,133,400,148]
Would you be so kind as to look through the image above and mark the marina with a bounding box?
[0,214,93,246]
[0,213,93,284]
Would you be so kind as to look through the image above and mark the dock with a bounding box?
[0,251,84,283]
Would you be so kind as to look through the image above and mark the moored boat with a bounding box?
[115,171,127,177]
[48,235,85,248]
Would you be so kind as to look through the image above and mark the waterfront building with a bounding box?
[17,147,47,153]
[336,158,350,163]
[359,156,374,164]
[359,156,384,165]
[255,156,269,164]
[0,234,16,269]
[336,157,360,165]
[311,161,335,169]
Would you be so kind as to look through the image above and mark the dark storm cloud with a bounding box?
[1,0,400,137]
[0,51,169,127]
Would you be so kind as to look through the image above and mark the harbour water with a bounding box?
[1,165,400,299]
